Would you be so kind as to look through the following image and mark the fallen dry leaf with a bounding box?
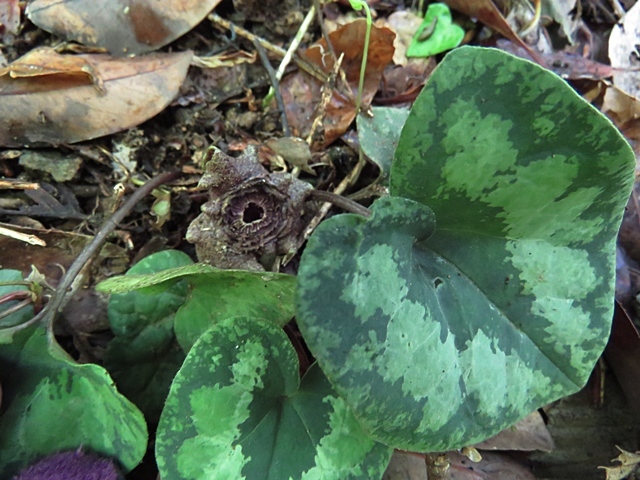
[0,0,20,35]
[0,51,192,147]
[604,303,640,408]
[444,0,544,65]
[378,10,424,66]
[600,446,640,480]
[603,84,640,125]
[0,46,104,92]
[473,411,554,452]
[26,0,222,55]
[280,19,395,146]
[609,1,640,102]
[449,451,536,480]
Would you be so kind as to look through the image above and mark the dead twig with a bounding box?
[10,171,181,333]
[307,189,371,217]
[209,13,328,84]
[253,39,291,136]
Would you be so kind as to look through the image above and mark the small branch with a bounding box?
[209,13,328,84]
[307,189,371,217]
[253,39,291,136]
[10,171,181,333]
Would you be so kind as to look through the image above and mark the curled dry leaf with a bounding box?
[26,0,222,55]
[444,0,543,64]
[186,146,315,271]
[0,50,192,147]
[0,47,103,92]
[280,19,395,146]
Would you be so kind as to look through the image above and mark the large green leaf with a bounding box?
[296,47,635,451]
[156,317,392,480]
[0,326,147,477]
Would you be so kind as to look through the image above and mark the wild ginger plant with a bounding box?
[0,46,634,480]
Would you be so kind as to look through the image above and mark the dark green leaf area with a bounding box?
[386,46,634,442]
[173,272,296,350]
[0,327,147,478]
[392,46,633,249]
[296,196,601,451]
[357,107,410,185]
[156,317,391,480]
[0,269,34,329]
[105,250,192,422]
[107,250,193,338]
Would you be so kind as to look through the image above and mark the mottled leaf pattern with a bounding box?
[156,318,392,480]
[296,47,635,451]
[0,327,147,477]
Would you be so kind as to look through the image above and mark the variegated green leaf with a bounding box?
[296,47,635,451]
[0,326,147,477]
[156,317,392,480]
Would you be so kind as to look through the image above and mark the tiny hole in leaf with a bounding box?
[434,278,443,288]
[243,203,264,223]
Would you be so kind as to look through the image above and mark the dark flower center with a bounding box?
[243,202,265,223]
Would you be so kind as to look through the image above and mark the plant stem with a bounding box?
[425,452,451,480]
[348,0,372,115]
[307,189,371,217]
[6,171,181,334]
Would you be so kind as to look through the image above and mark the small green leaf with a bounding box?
[357,107,410,185]
[0,326,147,477]
[406,3,464,58]
[156,317,392,480]
[174,271,296,350]
[297,47,635,452]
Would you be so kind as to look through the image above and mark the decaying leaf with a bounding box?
[473,411,554,452]
[0,47,104,92]
[0,0,21,35]
[609,2,640,103]
[280,19,395,146]
[600,447,640,480]
[444,0,543,64]
[186,146,315,270]
[0,51,192,147]
[26,0,222,55]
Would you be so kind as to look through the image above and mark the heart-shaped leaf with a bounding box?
[296,47,635,451]
[407,3,464,57]
[0,326,147,477]
[156,317,392,479]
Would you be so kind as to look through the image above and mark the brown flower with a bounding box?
[186,146,314,270]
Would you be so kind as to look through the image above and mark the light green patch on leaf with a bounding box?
[297,46,635,452]
[0,326,147,477]
[96,261,213,294]
[174,271,296,350]
[407,3,464,58]
[156,318,391,480]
